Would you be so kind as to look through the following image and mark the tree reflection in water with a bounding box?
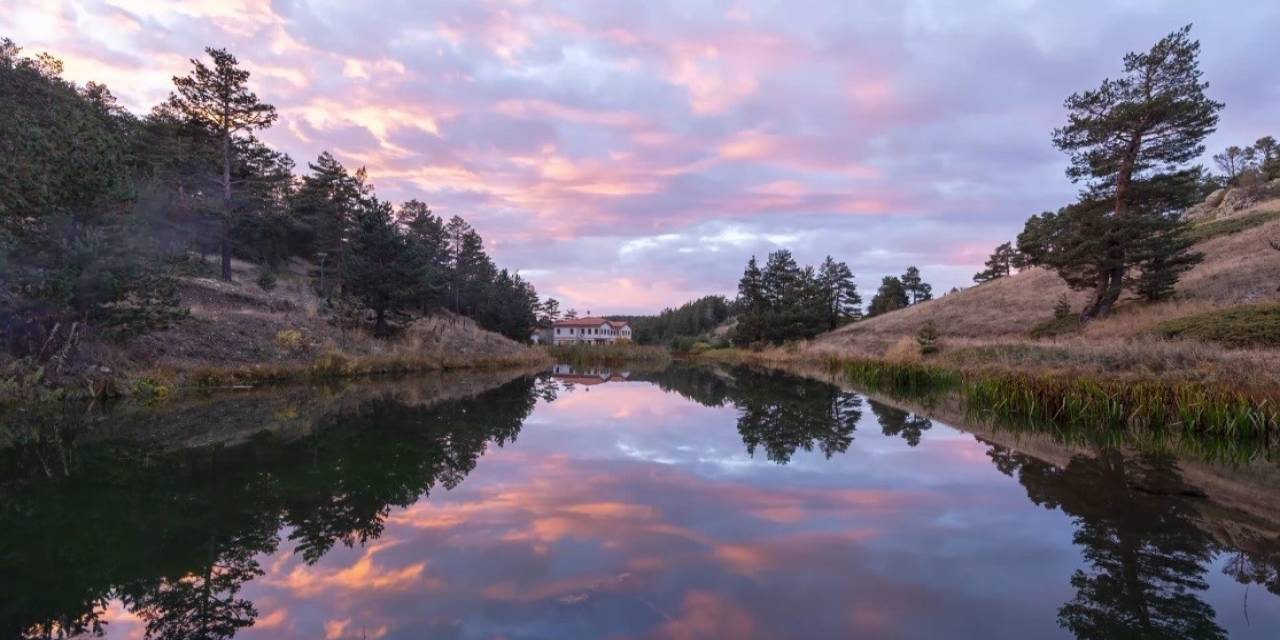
[987,444,1228,639]
[0,376,543,640]
[642,365,862,464]
[3,365,1279,639]
[868,399,932,447]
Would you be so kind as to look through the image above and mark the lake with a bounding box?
[3,364,1279,639]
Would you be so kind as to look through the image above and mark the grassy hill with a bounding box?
[801,194,1280,387]
[3,257,547,399]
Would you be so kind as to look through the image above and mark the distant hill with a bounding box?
[812,191,1280,359]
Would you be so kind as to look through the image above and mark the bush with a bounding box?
[1153,303,1280,348]
[1186,209,1280,242]
[1054,295,1073,320]
[275,328,306,353]
[1030,315,1082,339]
[671,336,698,354]
[256,269,278,291]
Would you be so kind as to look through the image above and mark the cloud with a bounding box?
[10,0,1279,312]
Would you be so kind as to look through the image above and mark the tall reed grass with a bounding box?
[545,343,672,367]
[963,373,1278,437]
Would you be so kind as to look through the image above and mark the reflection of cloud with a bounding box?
[255,608,289,629]
[269,541,434,597]
[651,590,768,640]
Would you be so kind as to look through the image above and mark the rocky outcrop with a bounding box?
[1187,179,1280,221]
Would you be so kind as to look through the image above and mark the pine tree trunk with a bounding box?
[221,129,233,281]
[1082,132,1142,320]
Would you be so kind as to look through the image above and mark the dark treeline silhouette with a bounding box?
[0,39,539,346]
[0,376,544,639]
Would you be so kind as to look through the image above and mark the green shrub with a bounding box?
[916,320,939,355]
[1030,314,1082,339]
[670,336,698,354]
[1153,304,1280,348]
[256,269,278,291]
[1053,295,1073,319]
[1186,209,1280,242]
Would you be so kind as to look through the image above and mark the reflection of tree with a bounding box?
[733,368,861,464]
[1222,546,1280,596]
[986,444,1226,640]
[638,365,862,464]
[0,376,542,639]
[867,400,932,447]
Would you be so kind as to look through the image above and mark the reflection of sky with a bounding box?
[101,379,1280,639]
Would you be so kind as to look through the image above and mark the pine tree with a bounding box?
[974,242,1019,283]
[900,266,932,304]
[293,152,365,294]
[167,48,277,280]
[916,320,939,355]
[1048,25,1220,319]
[734,256,766,345]
[818,256,861,329]
[343,199,417,336]
[399,199,449,313]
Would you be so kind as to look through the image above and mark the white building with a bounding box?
[551,317,632,345]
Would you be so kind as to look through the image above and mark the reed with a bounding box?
[545,343,672,367]
[963,373,1279,437]
[830,357,961,395]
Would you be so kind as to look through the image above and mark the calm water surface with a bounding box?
[3,365,1280,639]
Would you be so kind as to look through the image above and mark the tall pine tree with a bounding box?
[167,48,277,281]
[1044,25,1220,319]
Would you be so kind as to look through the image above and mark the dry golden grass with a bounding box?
[883,336,922,363]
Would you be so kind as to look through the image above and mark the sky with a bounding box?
[3,1,1278,314]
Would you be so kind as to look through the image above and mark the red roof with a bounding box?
[553,317,629,328]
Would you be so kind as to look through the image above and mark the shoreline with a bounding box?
[688,347,1280,436]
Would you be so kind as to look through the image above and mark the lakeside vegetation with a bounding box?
[0,39,568,399]
[544,343,671,367]
[691,348,1280,438]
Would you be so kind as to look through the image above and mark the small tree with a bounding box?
[916,320,939,355]
[974,242,1021,283]
[1213,145,1246,184]
[167,48,278,281]
[1054,295,1073,320]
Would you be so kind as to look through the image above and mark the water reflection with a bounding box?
[1,376,542,639]
[1,365,1278,639]
[990,446,1227,638]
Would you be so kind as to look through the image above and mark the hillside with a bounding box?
[5,257,546,397]
[804,191,1280,385]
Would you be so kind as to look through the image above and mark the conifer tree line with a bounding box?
[972,26,1233,320]
[0,40,540,346]
[733,251,903,346]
